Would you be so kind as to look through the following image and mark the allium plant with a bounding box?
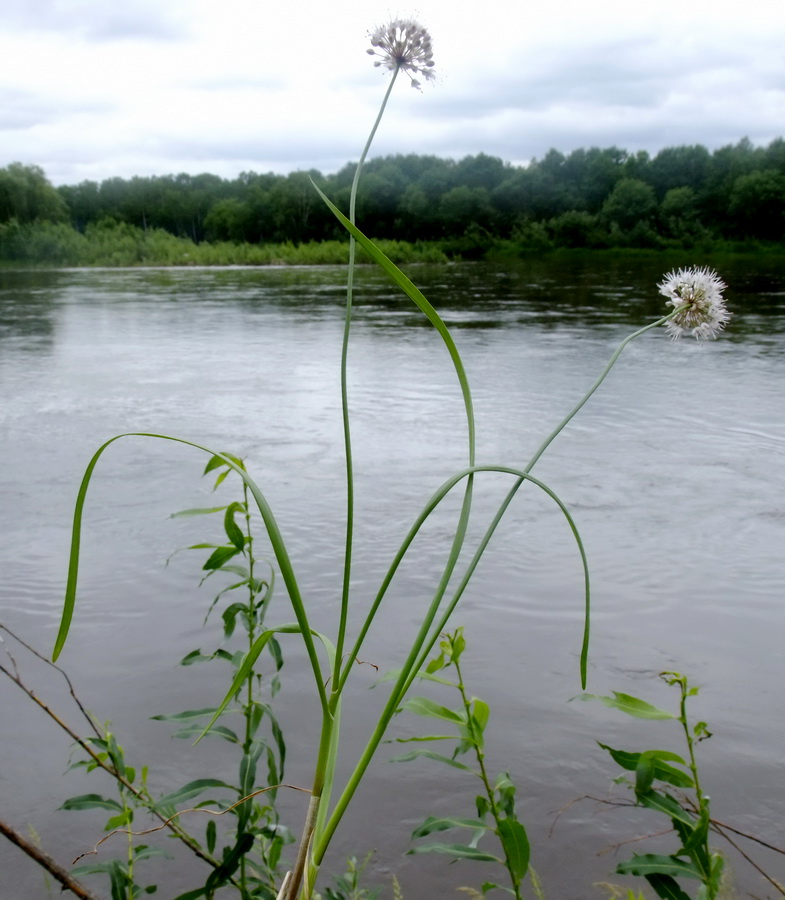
[659,266,731,340]
[52,18,731,900]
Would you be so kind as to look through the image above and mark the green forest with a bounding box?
[1,137,784,266]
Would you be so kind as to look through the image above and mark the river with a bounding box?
[1,256,784,899]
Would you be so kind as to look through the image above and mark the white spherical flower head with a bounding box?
[658,266,730,341]
[367,18,435,89]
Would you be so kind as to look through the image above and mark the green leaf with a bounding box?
[202,545,240,571]
[644,874,693,900]
[205,832,255,890]
[497,818,530,881]
[616,854,702,880]
[407,843,502,863]
[598,744,694,788]
[173,723,239,743]
[221,602,247,639]
[170,506,228,518]
[411,816,490,839]
[636,754,655,795]
[133,845,172,862]
[179,649,209,666]
[205,819,217,855]
[204,451,244,474]
[105,809,133,830]
[637,790,695,827]
[59,794,123,812]
[173,889,209,900]
[389,750,477,774]
[578,692,676,719]
[399,696,465,725]
[223,502,246,550]
[150,707,221,722]
[155,779,237,811]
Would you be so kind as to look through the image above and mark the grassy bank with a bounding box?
[0,219,449,267]
[0,218,780,269]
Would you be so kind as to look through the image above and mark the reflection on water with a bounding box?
[1,258,784,898]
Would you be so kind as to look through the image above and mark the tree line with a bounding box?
[1,138,784,257]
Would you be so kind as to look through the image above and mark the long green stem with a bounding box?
[453,653,523,900]
[334,68,400,684]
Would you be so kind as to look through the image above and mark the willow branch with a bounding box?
[0,816,101,900]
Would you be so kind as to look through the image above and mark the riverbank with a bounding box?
[0,218,781,269]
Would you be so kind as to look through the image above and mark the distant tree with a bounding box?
[58,180,101,230]
[454,153,508,191]
[548,210,603,248]
[0,162,67,223]
[204,198,251,242]
[728,170,785,240]
[437,185,496,235]
[601,178,657,230]
[648,145,710,198]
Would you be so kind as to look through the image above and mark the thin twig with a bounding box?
[0,816,101,900]
[710,821,785,897]
[0,645,219,869]
[74,783,311,863]
[1,623,101,738]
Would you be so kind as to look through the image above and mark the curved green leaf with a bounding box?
[407,843,501,863]
[617,854,702,880]
[399,696,465,725]
[59,793,123,812]
[412,816,490,839]
[579,692,675,719]
[155,778,237,812]
[389,749,477,774]
[644,874,693,900]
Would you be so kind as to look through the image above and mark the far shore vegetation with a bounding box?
[1,137,784,267]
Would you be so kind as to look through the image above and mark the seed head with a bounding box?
[658,266,730,340]
[367,18,435,89]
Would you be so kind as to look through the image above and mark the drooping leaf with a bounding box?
[407,843,502,863]
[170,506,228,518]
[637,789,695,827]
[598,744,693,788]
[202,545,240,571]
[616,854,702,880]
[172,723,239,743]
[578,692,676,719]
[204,832,255,890]
[59,794,123,812]
[223,502,246,550]
[389,749,477,774]
[411,816,490,839]
[644,874,693,900]
[155,779,238,812]
[150,707,221,722]
[205,819,217,855]
[179,649,209,666]
[172,888,209,900]
[399,696,465,725]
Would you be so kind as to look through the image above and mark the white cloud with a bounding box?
[1,0,783,184]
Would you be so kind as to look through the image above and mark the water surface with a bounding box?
[1,258,784,898]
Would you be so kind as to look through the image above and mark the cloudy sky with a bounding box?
[2,0,783,186]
